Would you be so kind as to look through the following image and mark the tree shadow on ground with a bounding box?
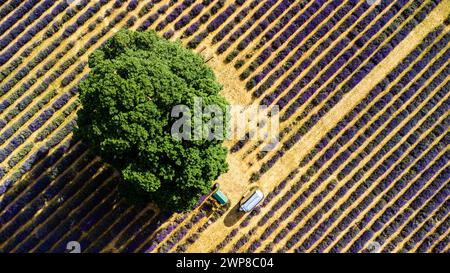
[0,137,171,253]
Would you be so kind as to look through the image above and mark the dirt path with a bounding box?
[265,73,450,253]
[186,0,449,252]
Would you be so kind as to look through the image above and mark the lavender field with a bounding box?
[0,0,449,253]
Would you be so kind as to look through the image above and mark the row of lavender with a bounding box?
[255,0,373,100]
[0,0,75,65]
[332,115,449,251]
[297,95,449,253]
[211,19,448,252]
[142,184,219,253]
[230,0,401,154]
[254,0,411,166]
[43,174,222,253]
[254,28,449,253]
[0,0,42,44]
[230,0,308,68]
[218,0,288,58]
[376,173,449,253]
[2,0,446,254]
[152,198,226,253]
[0,0,90,82]
[174,204,228,253]
[394,183,449,253]
[187,0,266,48]
[0,0,102,103]
[60,185,224,253]
[0,0,258,88]
[0,0,27,26]
[256,62,449,253]
[0,0,175,250]
[251,0,441,180]
[241,0,346,83]
[0,0,156,252]
[0,0,157,188]
[0,0,154,88]
[0,0,232,252]
[0,0,170,145]
[410,207,449,253]
[0,0,121,187]
[280,28,448,252]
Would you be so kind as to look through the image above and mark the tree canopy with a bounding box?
[76,29,229,212]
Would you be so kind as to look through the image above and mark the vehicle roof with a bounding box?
[241,189,264,211]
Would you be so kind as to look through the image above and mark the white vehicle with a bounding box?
[239,188,264,212]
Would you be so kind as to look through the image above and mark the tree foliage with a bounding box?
[76,29,229,212]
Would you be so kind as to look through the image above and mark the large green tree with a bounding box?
[76,29,229,212]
